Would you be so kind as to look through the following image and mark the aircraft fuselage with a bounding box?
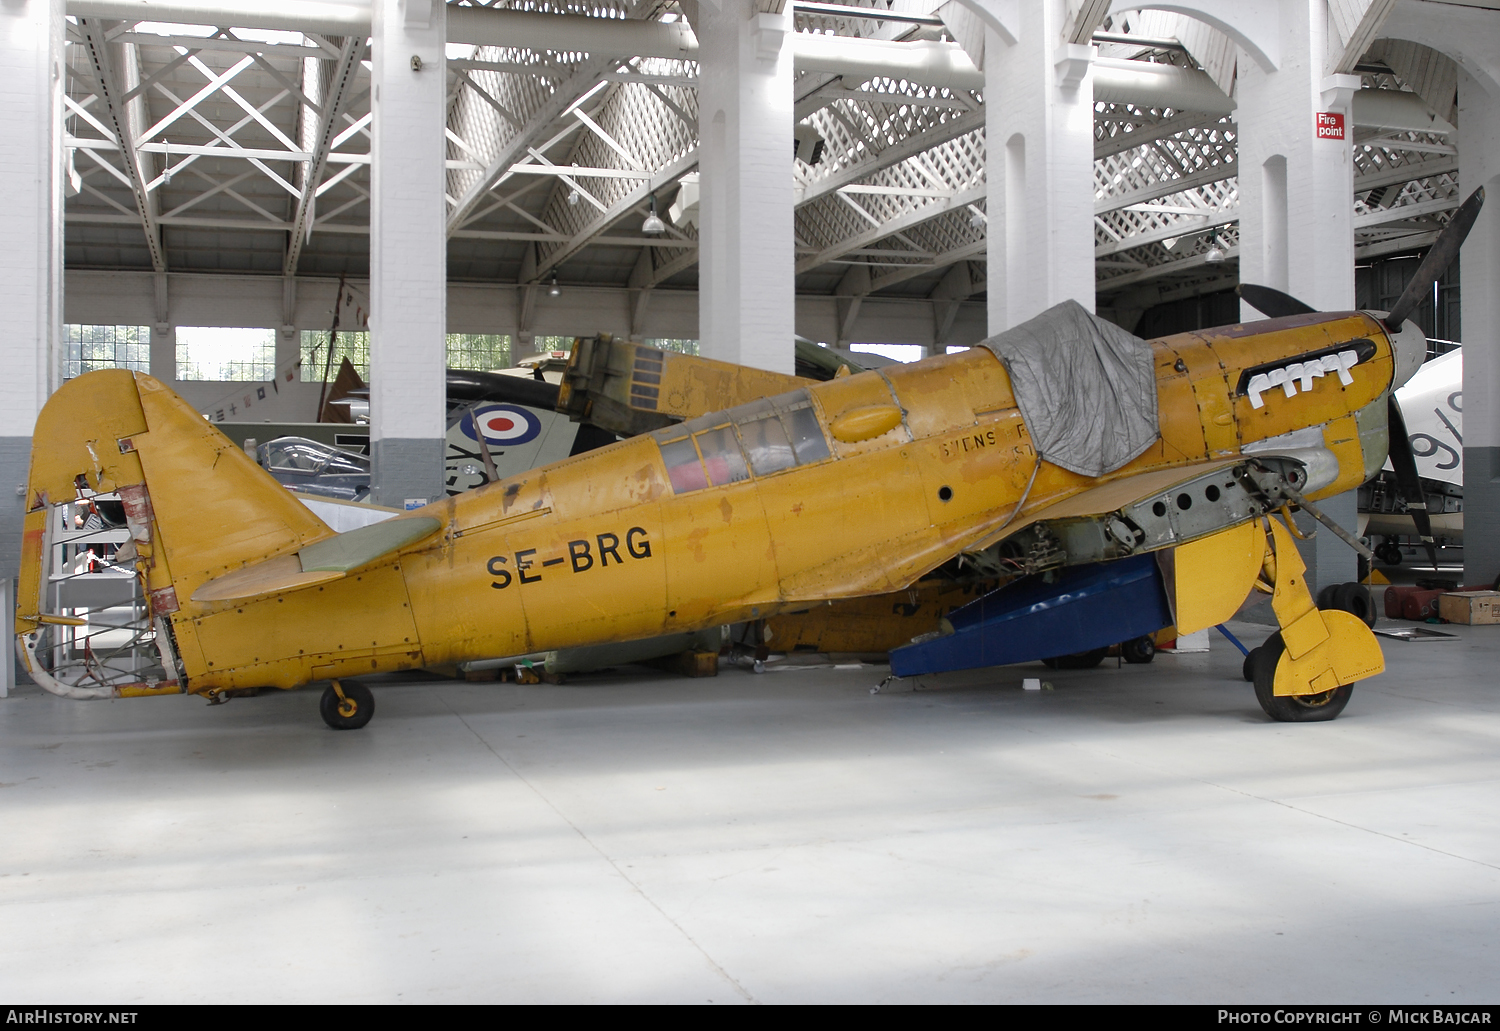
[173,310,1397,693]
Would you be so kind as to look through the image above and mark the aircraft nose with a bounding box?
[1385,316,1427,391]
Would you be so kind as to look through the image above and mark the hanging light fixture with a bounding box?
[1204,230,1225,264]
[567,187,580,206]
[641,194,666,235]
[548,271,561,297]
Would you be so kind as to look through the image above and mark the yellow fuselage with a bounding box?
[166,311,1393,693]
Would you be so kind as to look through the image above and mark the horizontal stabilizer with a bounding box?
[299,516,440,572]
[193,555,346,603]
[192,516,440,603]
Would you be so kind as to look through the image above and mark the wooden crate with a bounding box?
[1438,591,1500,625]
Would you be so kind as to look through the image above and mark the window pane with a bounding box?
[177,327,275,382]
[63,325,150,380]
[446,333,511,371]
[301,331,369,382]
[695,426,749,486]
[784,407,830,464]
[661,437,707,493]
[739,414,796,476]
[643,338,699,356]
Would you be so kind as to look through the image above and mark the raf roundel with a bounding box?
[464,403,543,446]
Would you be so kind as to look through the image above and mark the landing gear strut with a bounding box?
[1250,515,1383,722]
[320,679,374,730]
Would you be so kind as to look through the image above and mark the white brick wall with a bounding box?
[1459,74,1500,451]
[984,0,1097,334]
[696,0,796,374]
[369,0,449,444]
[0,0,63,437]
[1236,0,1357,315]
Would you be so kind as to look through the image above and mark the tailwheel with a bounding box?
[320,680,375,730]
[1251,633,1352,722]
[1121,635,1156,664]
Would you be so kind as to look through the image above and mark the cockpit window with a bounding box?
[697,426,750,486]
[784,407,830,465]
[661,436,707,493]
[654,388,832,495]
[267,441,329,473]
[739,412,796,476]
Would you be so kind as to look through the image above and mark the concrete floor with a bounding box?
[2,620,1499,1004]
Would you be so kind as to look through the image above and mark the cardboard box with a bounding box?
[1438,591,1500,625]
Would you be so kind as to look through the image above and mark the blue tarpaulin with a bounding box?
[889,555,1174,677]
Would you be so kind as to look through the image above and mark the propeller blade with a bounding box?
[1387,395,1439,570]
[1238,284,1317,319]
[1385,186,1486,331]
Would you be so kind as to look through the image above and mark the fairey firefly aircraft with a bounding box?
[16,189,1483,730]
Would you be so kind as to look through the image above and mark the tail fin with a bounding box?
[17,371,335,695]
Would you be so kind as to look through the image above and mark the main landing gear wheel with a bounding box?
[1041,647,1109,670]
[1376,541,1403,566]
[1251,633,1353,723]
[1121,635,1156,664]
[320,680,375,730]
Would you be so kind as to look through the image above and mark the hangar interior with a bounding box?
[3,0,1500,1005]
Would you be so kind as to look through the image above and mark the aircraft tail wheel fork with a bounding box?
[320,679,375,730]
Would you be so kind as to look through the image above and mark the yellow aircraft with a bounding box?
[16,189,1482,730]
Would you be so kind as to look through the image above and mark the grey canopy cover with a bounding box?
[978,300,1160,477]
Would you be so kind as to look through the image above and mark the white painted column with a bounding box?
[0,0,63,676]
[1459,69,1500,585]
[983,3,1096,334]
[695,0,795,374]
[1235,0,1360,593]
[370,0,447,508]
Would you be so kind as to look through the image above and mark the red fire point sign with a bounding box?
[1316,111,1345,140]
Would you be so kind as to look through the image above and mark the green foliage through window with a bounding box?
[530,335,578,354]
[446,334,511,371]
[301,330,370,382]
[644,338,699,355]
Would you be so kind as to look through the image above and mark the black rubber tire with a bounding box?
[1242,646,1259,683]
[1316,584,1340,610]
[1121,635,1156,664]
[1376,542,1403,566]
[319,682,375,730]
[1044,647,1109,670]
[1251,632,1352,722]
[1330,582,1377,627]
